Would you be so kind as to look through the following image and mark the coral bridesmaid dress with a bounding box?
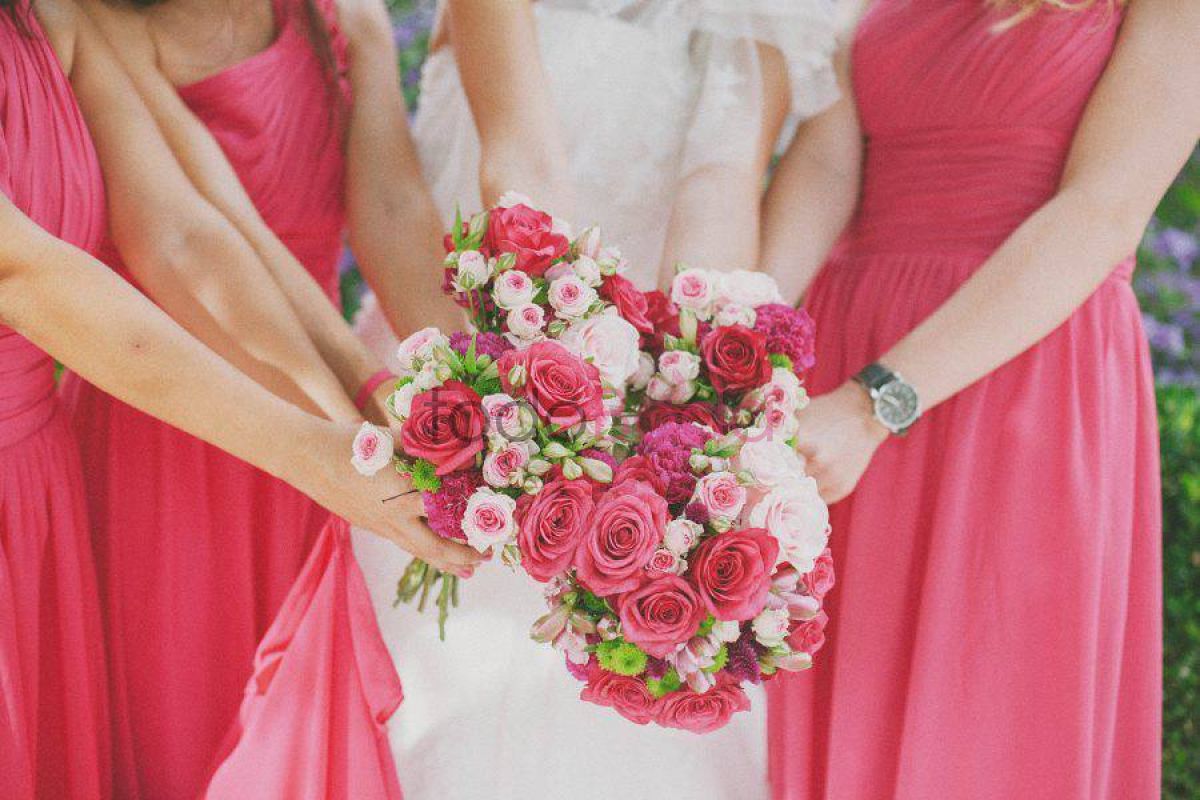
[1,12,110,799]
[768,4,1161,799]
[58,0,362,795]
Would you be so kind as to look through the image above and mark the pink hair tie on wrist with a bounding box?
[355,369,397,414]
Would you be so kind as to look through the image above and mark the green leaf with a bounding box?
[409,459,442,492]
[769,353,795,371]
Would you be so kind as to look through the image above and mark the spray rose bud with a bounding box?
[669,380,698,404]
[572,255,602,287]
[522,476,544,494]
[531,604,571,643]
[576,225,602,260]
[561,458,584,481]
[752,606,791,648]
[454,249,490,290]
[631,352,655,391]
[645,375,673,402]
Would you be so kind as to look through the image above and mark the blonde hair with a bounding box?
[990,0,1124,29]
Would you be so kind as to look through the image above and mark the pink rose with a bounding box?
[499,341,605,427]
[548,275,597,319]
[692,471,747,521]
[802,548,836,600]
[400,380,487,475]
[580,671,660,726]
[655,677,751,734]
[786,610,829,656]
[516,478,596,582]
[482,441,534,488]
[599,274,654,335]
[617,575,707,658]
[492,268,535,309]
[350,422,394,476]
[646,548,685,576]
[461,487,518,552]
[658,350,701,385]
[670,268,718,313]
[484,203,569,276]
[688,528,779,622]
[574,480,669,596]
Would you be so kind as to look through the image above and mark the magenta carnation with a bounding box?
[449,331,512,361]
[421,471,484,542]
[636,422,714,506]
[752,304,817,377]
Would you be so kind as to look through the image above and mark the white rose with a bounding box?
[718,270,783,308]
[657,350,701,385]
[663,518,702,555]
[748,477,830,572]
[735,436,806,489]
[713,302,757,328]
[645,375,673,402]
[506,304,547,340]
[571,255,602,287]
[395,327,446,374]
[454,250,490,290]
[461,487,519,553]
[670,268,719,313]
[711,619,741,644]
[350,422,394,477]
[548,275,597,319]
[752,606,791,648]
[492,269,535,309]
[630,352,655,391]
[560,313,641,389]
[389,382,421,420]
[669,380,697,404]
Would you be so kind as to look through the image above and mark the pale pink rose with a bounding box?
[646,547,686,576]
[576,226,603,260]
[630,352,655,391]
[714,269,783,307]
[663,519,702,555]
[657,350,701,385]
[492,268,535,309]
[395,327,446,374]
[506,303,547,340]
[548,275,597,319]
[571,255,602,287]
[711,619,741,643]
[482,441,535,487]
[693,471,747,521]
[751,606,790,648]
[747,477,830,572]
[762,368,804,410]
[350,422,394,476]
[669,380,698,404]
[760,402,800,437]
[713,302,757,328]
[454,249,490,290]
[734,437,806,489]
[389,382,420,420]
[560,314,641,389]
[481,393,536,442]
[670,268,718,313]
[645,375,673,402]
[461,487,518,552]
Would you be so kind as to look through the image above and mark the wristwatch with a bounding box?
[853,363,921,435]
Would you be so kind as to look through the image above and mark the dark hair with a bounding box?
[1,0,33,36]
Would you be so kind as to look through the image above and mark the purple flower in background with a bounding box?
[1149,227,1200,270]
[1144,315,1187,359]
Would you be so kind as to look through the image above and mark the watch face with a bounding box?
[875,381,920,430]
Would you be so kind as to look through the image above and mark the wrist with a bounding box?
[839,381,891,444]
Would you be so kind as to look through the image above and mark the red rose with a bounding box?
[655,677,751,734]
[638,401,726,434]
[574,480,668,596]
[642,290,680,352]
[498,341,605,427]
[688,528,779,622]
[787,610,829,656]
[699,324,772,395]
[516,478,595,582]
[600,274,653,335]
[484,203,569,276]
[610,455,667,495]
[617,575,707,658]
[802,548,835,601]
[400,380,486,475]
[580,671,660,725]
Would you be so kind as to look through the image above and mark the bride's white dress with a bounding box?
[352,2,837,797]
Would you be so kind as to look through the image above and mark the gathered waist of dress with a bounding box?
[844,126,1083,259]
[0,329,58,449]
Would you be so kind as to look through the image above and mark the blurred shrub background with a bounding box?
[364,2,1198,794]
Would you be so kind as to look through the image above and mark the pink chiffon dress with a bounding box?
[767,3,1161,799]
[58,0,401,796]
[0,12,111,799]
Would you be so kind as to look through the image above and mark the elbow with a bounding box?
[116,217,228,296]
[1058,183,1154,258]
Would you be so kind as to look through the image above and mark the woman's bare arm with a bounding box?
[67,5,359,421]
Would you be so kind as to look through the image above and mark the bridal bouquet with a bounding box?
[525,267,836,733]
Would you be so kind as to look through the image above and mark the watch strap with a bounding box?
[855,363,895,392]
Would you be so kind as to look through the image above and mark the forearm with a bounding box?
[657,166,763,286]
[760,151,859,304]
[880,189,1143,409]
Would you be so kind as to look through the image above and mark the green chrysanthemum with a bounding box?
[769,353,795,371]
[408,459,442,492]
[597,639,648,677]
[703,645,729,674]
[646,668,682,699]
[696,615,716,638]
